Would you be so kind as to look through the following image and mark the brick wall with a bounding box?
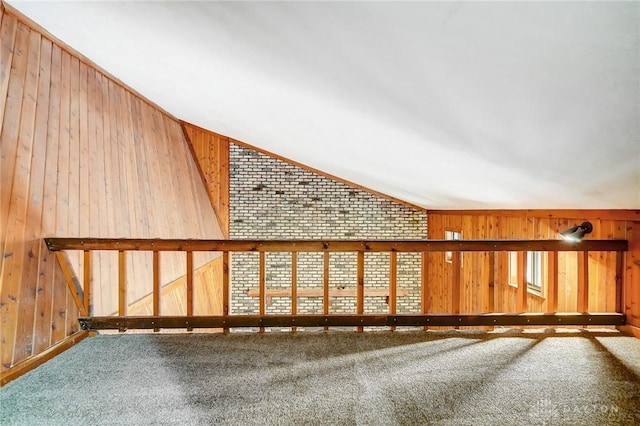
[229,144,427,315]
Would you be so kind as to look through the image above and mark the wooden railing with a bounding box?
[45,238,628,332]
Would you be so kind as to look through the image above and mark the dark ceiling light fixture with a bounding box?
[559,221,593,242]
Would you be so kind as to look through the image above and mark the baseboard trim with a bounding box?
[0,330,91,386]
[619,324,640,339]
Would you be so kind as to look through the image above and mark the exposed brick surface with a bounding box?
[229,144,427,315]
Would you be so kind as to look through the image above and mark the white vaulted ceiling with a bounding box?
[7,1,640,209]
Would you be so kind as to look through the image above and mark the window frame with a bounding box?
[444,230,462,264]
[526,251,543,294]
[508,251,544,295]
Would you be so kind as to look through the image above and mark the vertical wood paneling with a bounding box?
[56,50,70,235]
[67,54,82,310]
[14,34,50,364]
[118,251,126,318]
[78,63,89,237]
[153,251,160,320]
[181,122,230,237]
[66,283,79,336]
[83,250,91,314]
[101,76,115,237]
[516,251,527,312]
[0,9,224,373]
[615,251,624,314]
[186,251,193,319]
[487,215,499,314]
[125,256,223,318]
[547,251,558,312]
[10,28,43,365]
[67,57,80,286]
[427,211,633,320]
[426,214,445,313]
[33,241,54,354]
[0,10,18,133]
[577,251,589,313]
[1,23,39,369]
[154,112,181,289]
[0,15,21,240]
[493,216,506,310]
[222,251,229,318]
[49,259,68,344]
[33,42,62,354]
[85,66,98,309]
[625,222,639,328]
[95,73,110,313]
[451,252,461,315]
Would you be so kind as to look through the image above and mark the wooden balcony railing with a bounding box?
[45,238,628,332]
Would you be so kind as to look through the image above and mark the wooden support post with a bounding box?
[389,252,397,331]
[259,252,266,332]
[186,251,193,330]
[291,251,297,332]
[222,251,230,334]
[516,252,527,313]
[577,251,589,313]
[357,251,365,333]
[487,252,495,313]
[324,252,330,331]
[118,250,126,332]
[451,252,461,316]
[421,252,429,330]
[547,251,558,313]
[153,251,160,332]
[615,251,624,314]
[83,250,91,316]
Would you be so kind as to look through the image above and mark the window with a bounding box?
[445,230,461,263]
[526,251,542,291]
[508,251,543,293]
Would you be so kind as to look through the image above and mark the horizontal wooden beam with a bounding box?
[45,238,627,253]
[427,209,640,221]
[246,288,409,298]
[79,313,625,330]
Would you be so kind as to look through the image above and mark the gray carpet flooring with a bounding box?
[1,329,640,425]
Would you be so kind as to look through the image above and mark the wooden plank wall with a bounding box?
[126,256,224,317]
[181,122,230,237]
[0,8,223,373]
[427,211,638,323]
[625,221,640,331]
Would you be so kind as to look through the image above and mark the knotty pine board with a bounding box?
[0,9,223,372]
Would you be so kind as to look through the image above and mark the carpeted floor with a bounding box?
[1,329,639,425]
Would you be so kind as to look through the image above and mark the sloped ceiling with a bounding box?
[7,1,639,209]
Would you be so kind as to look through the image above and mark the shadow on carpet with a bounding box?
[1,329,640,425]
